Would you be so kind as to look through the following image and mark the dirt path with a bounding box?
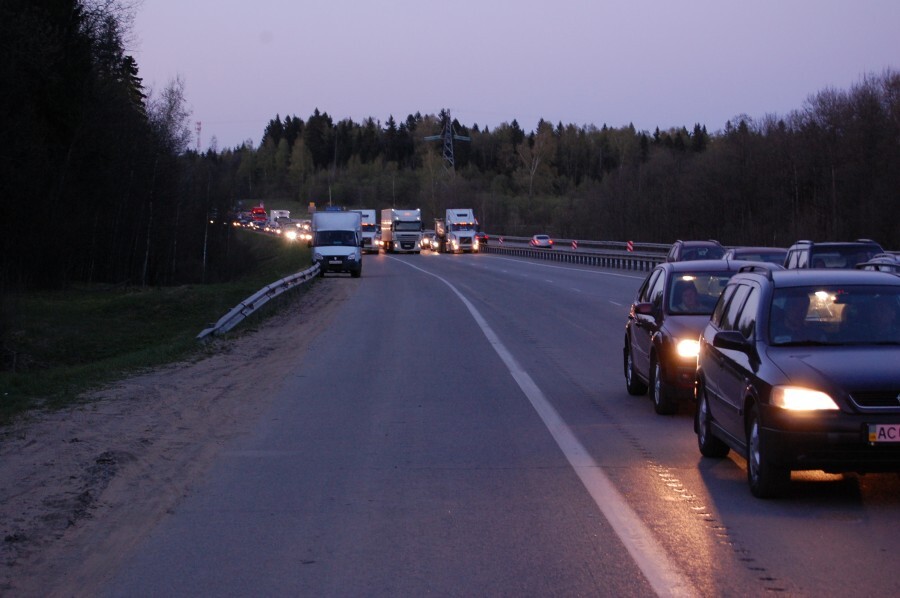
[0,279,354,596]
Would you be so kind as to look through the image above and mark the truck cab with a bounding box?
[380,208,423,253]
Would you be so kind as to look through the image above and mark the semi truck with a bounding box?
[380,208,423,253]
[434,208,479,253]
[310,211,362,278]
[353,209,379,253]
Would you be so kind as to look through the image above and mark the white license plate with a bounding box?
[868,424,900,443]
[328,259,342,265]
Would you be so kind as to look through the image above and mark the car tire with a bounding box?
[351,267,361,278]
[747,404,790,498]
[624,342,648,395]
[650,357,677,415]
[696,382,729,458]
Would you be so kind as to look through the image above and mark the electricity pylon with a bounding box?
[424,109,470,172]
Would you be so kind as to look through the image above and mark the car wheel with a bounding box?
[624,342,648,395]
[696,382,729,458]
[351,267,361,278]
[747,404,790,498]
[650,357,677,415]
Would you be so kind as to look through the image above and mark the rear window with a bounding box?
[810,246,881,268]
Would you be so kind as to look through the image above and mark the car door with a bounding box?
[630,269,664,380]
[704,284,753,435]
[716,285,760,438]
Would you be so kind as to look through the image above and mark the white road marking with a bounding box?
[393,257,697,598]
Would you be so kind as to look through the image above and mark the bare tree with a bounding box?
[147,75,192,155]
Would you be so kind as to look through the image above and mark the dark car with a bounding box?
[623,260,753,414]
[695,266,900,498]
[783,239,884,269]
[666,239,725,262]
[722,246,787,265]
[475,232,489,246]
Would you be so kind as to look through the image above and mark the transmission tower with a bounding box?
[424,109,470,171]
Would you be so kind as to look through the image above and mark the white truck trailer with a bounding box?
[380,208,423,253]
[310,211,362,277]
[353,209,379,253]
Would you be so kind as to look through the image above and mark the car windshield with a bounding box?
[668,272,734,315]
[769,286,900,346]
[314,230,357,246]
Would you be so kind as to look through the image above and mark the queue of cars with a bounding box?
[624,239,900,497]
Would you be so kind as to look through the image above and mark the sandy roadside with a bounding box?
[0,278,354,596]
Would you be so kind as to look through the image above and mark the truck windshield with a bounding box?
[394,222,421,231]
[451,223,476,231]
[315,231,357,246]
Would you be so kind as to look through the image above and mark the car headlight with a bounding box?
[676,339,700,358]
[771,386,839,411]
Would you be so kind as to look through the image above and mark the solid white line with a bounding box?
[392,257,697,598]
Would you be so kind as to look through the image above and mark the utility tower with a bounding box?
[424,109,470,171]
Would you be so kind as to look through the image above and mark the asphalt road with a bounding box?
[101,251,900,597]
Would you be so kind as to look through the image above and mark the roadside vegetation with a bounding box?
[0,232,312,425]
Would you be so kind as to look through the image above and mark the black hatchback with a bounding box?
[695,266,900,498]
[623,260,751,414]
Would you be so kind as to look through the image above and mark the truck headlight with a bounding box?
[313,252,324,261]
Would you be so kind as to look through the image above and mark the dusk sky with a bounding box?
[131,0,899,151]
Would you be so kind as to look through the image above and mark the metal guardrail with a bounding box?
[197,263,321,339]
[482,238,665,272]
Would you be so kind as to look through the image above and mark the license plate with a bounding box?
[868,424,900,443]
[328,259,342,265]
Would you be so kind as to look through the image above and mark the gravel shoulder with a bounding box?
[1,279,353,596]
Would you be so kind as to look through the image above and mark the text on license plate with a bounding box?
[329,259,342,264]
[868,424,900,443]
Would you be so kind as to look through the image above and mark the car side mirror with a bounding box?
[713,330,751,352]
[634,302,655,316]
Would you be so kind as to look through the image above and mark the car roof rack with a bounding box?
[737,263,780,280]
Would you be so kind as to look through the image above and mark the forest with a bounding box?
[2,0,898,292]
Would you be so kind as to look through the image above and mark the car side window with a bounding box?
[720,285,751,331]
[711,285,737,327]
[736,287,760,338]
[797,250,809,268]
[639,270,661,303]
[648,271,665,309]
[784,251,795,268]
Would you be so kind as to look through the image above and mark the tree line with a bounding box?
[3,1,898,295]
